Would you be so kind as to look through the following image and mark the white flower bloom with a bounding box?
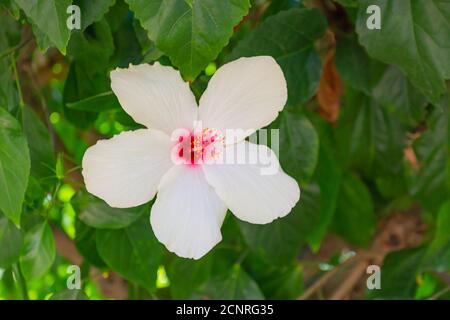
[82,56,300,260]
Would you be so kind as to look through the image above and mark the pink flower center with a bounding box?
[174,128,224,165]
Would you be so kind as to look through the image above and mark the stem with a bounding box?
[13,263,29,300]
[11,54,25,110]
[0,37,31,60]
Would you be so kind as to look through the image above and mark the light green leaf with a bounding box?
[0,216,23,268]
[50,289,89,300]
[356,0,450,102]
[20,221,56,280]
[96,214,163,292]
[127,0,250,80]
[14,0,72,53]
[229,8,327,105]
[0,108,30,225]
[75,193,148,229]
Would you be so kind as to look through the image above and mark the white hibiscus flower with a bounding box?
[82,56,300,259]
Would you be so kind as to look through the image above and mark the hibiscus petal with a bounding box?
[111,63,198,135]
[150,165,227,259]
[199,56,287,144]
[203,141,300,224]
[82,129,173,208]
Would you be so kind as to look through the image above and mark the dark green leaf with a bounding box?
[271,111,319,184]
[63,63,110,127]
[0,13,20,112]
[229,8,327,105]
[96,214,163,292]
[238,183,318,265]
[368,247,425,299]
[0,108,30,225]
[335,35,385,95]
[67,19,115,74]
[411,97,449,213]
[74,0,116,30]
[22,107,55,183]
[423,201,450,272]
[66,91,120,112]
[356,0,450,102]
[199,264,264,299]
[373,66,428,126]
[336,90,407,178]
[332,173,376,246]
[127,0,250,80]
[74,220,106,268]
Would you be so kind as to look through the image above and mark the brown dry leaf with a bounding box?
[317,49,342,123]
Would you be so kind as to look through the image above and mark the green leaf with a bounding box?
[229,8,327,105]
[75,193,148,229]
[168,246,237,299]
[50,289,89,300]
[66,91,120,112]
[335,35,385,95]
[63,63,110,127]
[20,221,56,280]
[270,111,319,184]
[336,90,407,178]
[199,264,264,299]
[74,0,116,30]
[253,262,303,300]
[332,173,376,246]
[423,201,450,272]
[0,108,30,225]
[356,0,450,102]
[0,13,19,112]
[22,107,55,182]
[373,66,428,126]
[14,0,72,53]
[127,0,250,80]
[74,220,106,268]
[368,247,426,299]
[306,113,342,250]
[239,183,317,265]
[168,255,214,299]
[96,214,163,292]
[0,216,23,268]
[411,97,449,213]
[67,19,115,74]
